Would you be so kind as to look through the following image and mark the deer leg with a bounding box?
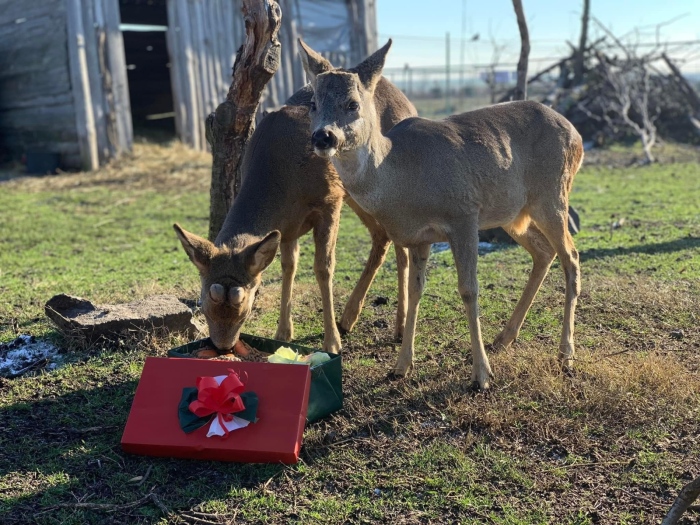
[533,212,581,372]
[339,229,391,334]
[393,244,409,342]
[493,224,556,350]
[275,239,299,342]
[313,209,343,354]
[392,244,430,376]
[449,220,493,390]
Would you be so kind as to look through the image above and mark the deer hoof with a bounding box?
[322,338,342,355]
[389,361,412,378]
[492,329,516,351]
[558,344,575,375]
[471,364,494,391]
[275,325,294,342]
[336,321,349,336]
[339,306,360,334]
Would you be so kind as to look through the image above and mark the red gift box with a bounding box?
[121,357,311,464]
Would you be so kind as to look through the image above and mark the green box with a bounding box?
[167,334,343,423]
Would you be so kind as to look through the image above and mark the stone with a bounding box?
[45,294,197,342]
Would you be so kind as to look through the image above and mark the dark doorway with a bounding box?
[119,0,175,141]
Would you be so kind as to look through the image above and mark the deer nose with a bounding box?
[311,129,338,150]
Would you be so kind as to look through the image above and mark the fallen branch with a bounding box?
[663,475,700,525]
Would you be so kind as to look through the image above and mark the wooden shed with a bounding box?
[0,0,377,171]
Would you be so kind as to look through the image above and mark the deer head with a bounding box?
[174,224,280,351]
[299,39,392,158]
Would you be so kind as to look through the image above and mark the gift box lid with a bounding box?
[121,357,311,464]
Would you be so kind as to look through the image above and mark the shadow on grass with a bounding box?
[0,375,297,524]
[580,235,699,262]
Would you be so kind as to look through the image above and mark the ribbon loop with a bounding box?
[189,369,246,420]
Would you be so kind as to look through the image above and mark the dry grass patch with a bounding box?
[3,141,210,195]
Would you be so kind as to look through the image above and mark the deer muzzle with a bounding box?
[311,128,338,154]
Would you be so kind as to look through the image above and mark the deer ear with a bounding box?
[298,38,333,83]
[173,223,215,273]
[247,231,281,276]
[353,39,392,91]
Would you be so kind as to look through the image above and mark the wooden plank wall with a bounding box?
[0,0,132,170]
[165,0,309,150]
[0,0,83,168]
[164,0,377,151]
[167,0,241,151]
[69,0,133,169]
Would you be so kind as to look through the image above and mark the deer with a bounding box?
[299,39,584,390]
[174,71,417,356]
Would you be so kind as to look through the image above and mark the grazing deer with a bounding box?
[300,39,584,389]
[174,75,417,354]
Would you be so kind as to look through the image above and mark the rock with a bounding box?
[45,294,197,342]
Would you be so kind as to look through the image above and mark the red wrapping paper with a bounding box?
[121,357,311,463]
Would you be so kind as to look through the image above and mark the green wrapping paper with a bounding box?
[168,333,343,423]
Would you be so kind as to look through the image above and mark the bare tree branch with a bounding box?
[511,0,530,100]
[573,0,591,86]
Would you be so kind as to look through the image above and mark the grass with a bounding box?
[1,140,699,524]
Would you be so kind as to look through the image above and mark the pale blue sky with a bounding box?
[376,0,700,72]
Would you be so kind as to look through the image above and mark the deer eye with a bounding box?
[310,101,317,112]
[347,101,359,112]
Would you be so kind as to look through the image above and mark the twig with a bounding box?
[72,425,116,434]
[179,513,219,525]
[7,358,47,379]
[35,492,169,516]
[620,488,667,509]
[601,349,632,359]
[554,460,630,469]
[150,492,171,515]
[136,464,153,487]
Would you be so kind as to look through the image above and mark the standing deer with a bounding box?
[300,39,584,389]
[174,72,417,355]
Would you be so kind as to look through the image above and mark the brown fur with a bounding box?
[301,39,584,389]
[175,59,417,353]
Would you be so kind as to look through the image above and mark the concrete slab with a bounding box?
[45,294,198,342]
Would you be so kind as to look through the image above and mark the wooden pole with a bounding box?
[511,0,530,101]
[208,0,282,241]
[65,0,99,171]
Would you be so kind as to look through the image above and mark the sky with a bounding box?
[376,0,700,73]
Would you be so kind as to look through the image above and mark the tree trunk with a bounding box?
[511,0,530,101]
[663,475,700,525]
[573,0,591,86]
[208,0,282,241]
